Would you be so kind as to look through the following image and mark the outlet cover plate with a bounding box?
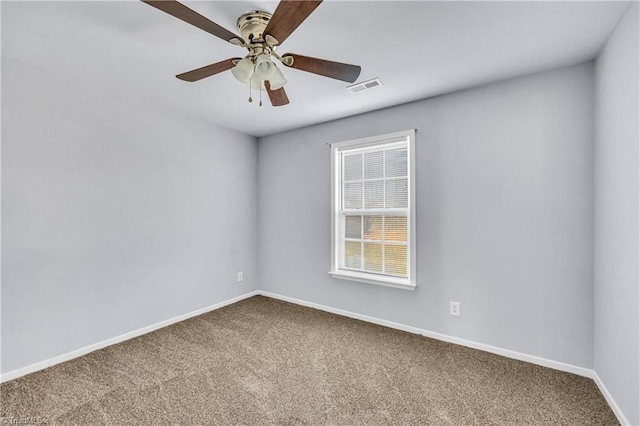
[450,301,460,316]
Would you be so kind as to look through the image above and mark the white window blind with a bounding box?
[330,130,416,289]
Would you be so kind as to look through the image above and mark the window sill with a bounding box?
[329,270,416,290]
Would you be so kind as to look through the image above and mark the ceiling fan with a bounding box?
[141,0,362,107]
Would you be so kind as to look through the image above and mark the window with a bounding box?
[330,129,416,290]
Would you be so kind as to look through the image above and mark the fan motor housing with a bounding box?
[237,11,272,44]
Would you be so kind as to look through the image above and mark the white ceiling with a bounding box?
[1,1,631,137]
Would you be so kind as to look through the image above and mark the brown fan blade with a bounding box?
[282,53,361,83]
[142,1,241,43]
[176,58,241,82]
[263,1,323,45]
[265,81,290,106]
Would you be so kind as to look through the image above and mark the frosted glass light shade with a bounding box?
[268,64,287,90]
[254,54,275,80]
[231,57,254,84]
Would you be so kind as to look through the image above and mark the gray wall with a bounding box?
[259,63,595,368]
[594,3,640,424]
[1,58,259,374]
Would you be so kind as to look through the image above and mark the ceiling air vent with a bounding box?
[347,78,383,94]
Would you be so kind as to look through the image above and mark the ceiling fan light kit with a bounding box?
[142,0,361,107]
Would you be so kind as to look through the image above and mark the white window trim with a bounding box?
[329,129,417,290]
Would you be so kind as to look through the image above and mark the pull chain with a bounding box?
[259,81,263,107]
[248,78,253,103]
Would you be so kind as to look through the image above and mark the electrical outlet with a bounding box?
[237,272,243,282]
[450,301,460,316]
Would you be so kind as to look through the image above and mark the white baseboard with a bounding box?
[258,290,635,424]
[592,371,632,426]
[258,291,593,378]
[1,289,630,426]
[0,290,260,384]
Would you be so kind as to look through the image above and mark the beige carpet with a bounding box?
[1,296,618,425]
